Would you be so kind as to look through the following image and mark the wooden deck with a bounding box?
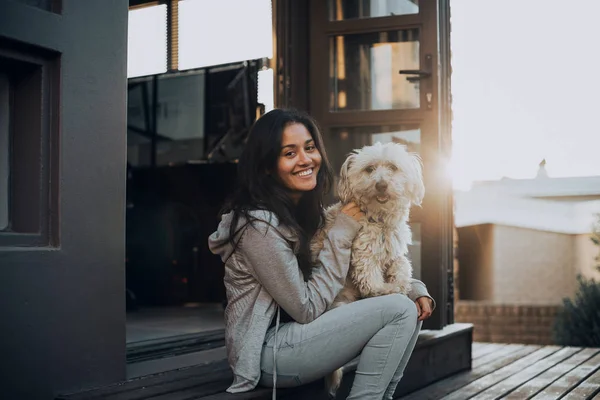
[58,341,600,400]
[400,343,600,400]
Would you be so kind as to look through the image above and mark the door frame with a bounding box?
[307,0,453,329]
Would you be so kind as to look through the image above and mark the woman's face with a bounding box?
[275,123,322,202]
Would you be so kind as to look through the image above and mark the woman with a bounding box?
[208,109,434,400]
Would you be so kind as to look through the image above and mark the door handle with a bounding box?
[399,54,433,109]
[399,54,433,82]
[398,70,431,83]
[398,69,431,77]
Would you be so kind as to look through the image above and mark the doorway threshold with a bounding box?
[127,329,225,364]
[127,345,227,379]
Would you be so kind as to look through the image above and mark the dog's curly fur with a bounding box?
[310,142,424,398]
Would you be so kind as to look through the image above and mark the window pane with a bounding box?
[127,79,151,168]
[127,71,206,167]
[330,30,420,111]
[326,125,421,174]
[329,0,419,21]
[179,0,272,70]
[128,5,168,78]
[258,68,274,113]
[0,73,9,231]
[409,222,421,280]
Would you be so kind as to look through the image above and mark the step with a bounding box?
[57,323,473,400]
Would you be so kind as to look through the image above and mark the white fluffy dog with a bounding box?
[310,142,425,397]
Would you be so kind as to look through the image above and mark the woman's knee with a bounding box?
[378,294,418,325]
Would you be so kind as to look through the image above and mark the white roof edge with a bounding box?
[454,192,600,235]
[470,175,600,198]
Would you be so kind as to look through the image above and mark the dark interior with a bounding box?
[125,60,260,310]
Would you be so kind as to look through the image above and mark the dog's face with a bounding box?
[337,142,424,213]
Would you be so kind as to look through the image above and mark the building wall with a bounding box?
[574,233,600,281]
[457,224,494,301]
[0,2,128,398]
[492,225,576,304]
[457,224,600,304]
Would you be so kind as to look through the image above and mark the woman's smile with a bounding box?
[276,123,322,202]
[294,168,314,178]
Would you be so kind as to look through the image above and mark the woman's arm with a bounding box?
[239,213,360,324]
[407,278,436,311]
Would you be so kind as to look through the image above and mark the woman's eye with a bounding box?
[365,166,374,173]
[285,151,296,157]
[306,145,316,152]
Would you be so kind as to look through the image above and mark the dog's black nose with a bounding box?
[376,181,388,192]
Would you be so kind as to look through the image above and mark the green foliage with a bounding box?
[592,213,600,273]
[553,275,600,347]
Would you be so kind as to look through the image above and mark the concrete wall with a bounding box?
[457,224,495,301]
[457,224,600,304]
[492,225,576,304]
[574,233,600,281]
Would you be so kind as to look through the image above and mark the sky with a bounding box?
[127,0,600,191]
[450,0,600,189]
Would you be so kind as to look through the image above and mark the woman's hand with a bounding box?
[341,202,364,222]
[415,296,434,321]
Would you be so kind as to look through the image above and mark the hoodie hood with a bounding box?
[208,211,238,262]
[208,210,298,262]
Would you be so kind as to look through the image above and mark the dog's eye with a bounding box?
[364,166,375,174]
[388,164,398,172]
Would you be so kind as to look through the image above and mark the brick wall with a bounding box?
[455,301,561,345]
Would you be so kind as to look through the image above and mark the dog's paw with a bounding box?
[390,284,404,294]
[325,368,343,399]
[372,283,403,296]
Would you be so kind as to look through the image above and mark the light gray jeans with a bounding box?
[259,294,421,400]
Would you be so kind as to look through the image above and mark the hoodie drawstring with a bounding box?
[272,306,280,400]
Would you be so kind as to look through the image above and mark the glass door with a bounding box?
[309,0,453,329]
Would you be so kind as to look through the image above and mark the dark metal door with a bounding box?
[0,1,128,398]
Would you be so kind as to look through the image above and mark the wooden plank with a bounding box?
[141,379,231,400]
[198,388,274,400]
[504,348,599,400]
[530,352,600,400]
[58,360,231,400]
[562,368,600,399]
[200,391,279,400]
[195,381,325,400]
[439,346,562,400]
[399,345,538,400]
[107,366,231,400]
[473,343,507,360]
[470,347,581,400]
[473,342,487,351]
[473,344,527,368]
[472,342,489,355]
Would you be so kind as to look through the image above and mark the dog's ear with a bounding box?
[337,152,356,204]
[407,153,425,206]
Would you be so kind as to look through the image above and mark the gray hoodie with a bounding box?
[208,209,433,393]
